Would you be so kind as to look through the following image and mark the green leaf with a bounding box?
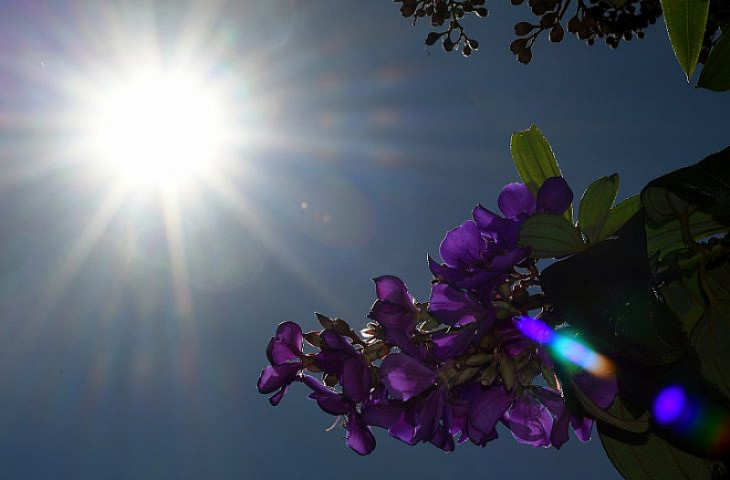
[510,125,573,222]
[519,213,585,258]
[599,396,722,480]
[660,0,711,80]
[578,174,619,244]
[698,30,730,91]
[597,195,641,241]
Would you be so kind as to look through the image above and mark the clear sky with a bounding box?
[0,1,727,479]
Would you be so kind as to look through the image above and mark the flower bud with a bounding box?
[499,356,516,391]
[315,312,334,330]
[465,353,493,367]
[452,367,480,386]
[480,360,498,386]
[304,331,323,348]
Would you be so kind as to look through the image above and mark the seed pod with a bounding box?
[467,38,479,50]
[567,15,581,33]
[540,13,557,28]
[425,32,443,46]
[514,21,535,36]
[324,373,339,388]
[476,7,488,17]
[549,24,565,42]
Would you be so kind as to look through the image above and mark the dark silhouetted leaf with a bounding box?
[691,261,730,401]
[646,210,729,259]
[541,212,684,365]
[642,147,730,226]
[599,395,723,480]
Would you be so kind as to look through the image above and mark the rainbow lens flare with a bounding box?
[652,385,730,456]
[515,316,613,376]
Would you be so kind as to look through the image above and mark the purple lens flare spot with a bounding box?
[653,385,687,425]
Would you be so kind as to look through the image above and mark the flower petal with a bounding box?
[373,275,414,308]
[368,301,417,334]
[504,393,553,447]
[498,183,535,220]
[257,363,302,394]
[431,329,475,361]
[439,221,485,268]
[428,284,486,327]
[380,353,437,401]
[266,322,304,365]
[341,357,370,403]
[346,412,376,456]
[467,385,513,441]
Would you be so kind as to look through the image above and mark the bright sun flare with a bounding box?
[76,64,234,189]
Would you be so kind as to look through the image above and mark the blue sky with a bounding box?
[0,1,727,479]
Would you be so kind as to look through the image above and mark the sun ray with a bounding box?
[33,182,129,323]
[203,171,351,315]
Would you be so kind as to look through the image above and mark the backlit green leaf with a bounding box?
[510,125,573,222]
[660,0,710,80]
[519,213,585,258]
[598,195,641,241]
[578,174,619,244]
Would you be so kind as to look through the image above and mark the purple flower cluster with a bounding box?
[258,179,617,455]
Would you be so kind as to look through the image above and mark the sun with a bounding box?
[74,62,235,189]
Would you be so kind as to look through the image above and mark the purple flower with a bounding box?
[362,384,450,449]
[504,391,553,447]
[429,221,511,290]
[258,322,306,406]
[428,284,490,327]
[314,330,370,403]
[266,321,304,364]
[367,276,424,358]
[301,376,376,455]
[530,369,618,449]
[463,383,513,446]
[431,329,478,361]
